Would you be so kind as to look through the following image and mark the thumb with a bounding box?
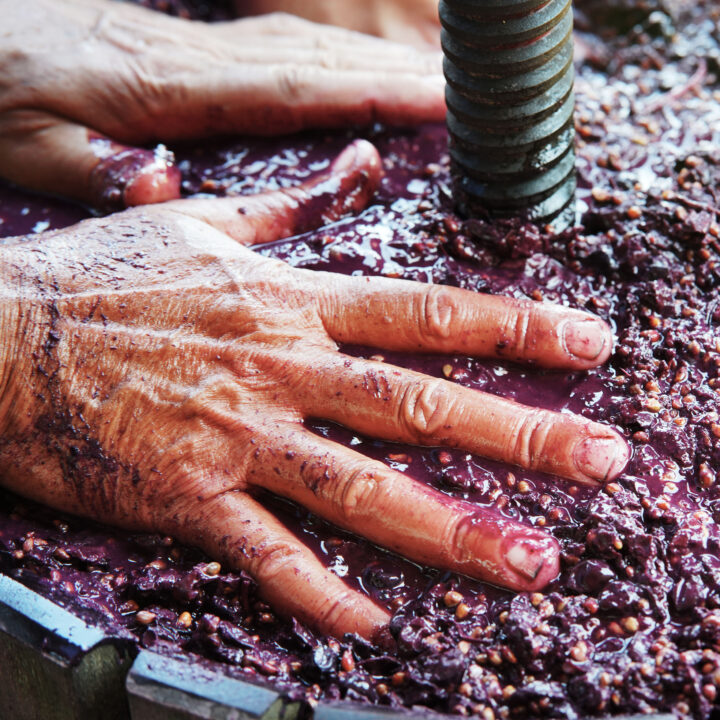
[165,139,383,245]
[0,110,181,211]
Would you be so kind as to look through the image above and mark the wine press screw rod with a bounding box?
[441,0,576,225]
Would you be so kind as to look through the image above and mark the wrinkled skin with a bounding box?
[0,0,444,209]
[0,0,628,641]
[241,0,441,49]
[0,142,629,640]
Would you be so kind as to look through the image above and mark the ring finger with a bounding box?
[296,354,629,485]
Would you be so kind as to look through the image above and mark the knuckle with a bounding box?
[178,375,264,431]
[334,463,385,519]
[398,378,454,440]
[296,456,384,520]
[119,57,170,128]
[510,409,555,469]
[0,109,55,138]
[498,302,536,357]
[513,307,534,354]
[314,50,340,71]
[444,515,474,564]
[154,446,218,501]
[317,588,361,633]
[139,463,206,530]
[275,65,308,105]
[252,541,304,583]
[418,286,458,342]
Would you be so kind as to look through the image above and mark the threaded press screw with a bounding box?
[441,0,576,226]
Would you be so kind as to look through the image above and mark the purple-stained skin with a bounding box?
[1,0,720,718]
[88,135,182,210]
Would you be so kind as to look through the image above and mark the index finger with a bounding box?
[315,274,613,370]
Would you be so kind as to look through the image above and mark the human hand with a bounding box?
[0,141,627,641]
[240,0,441,49]
[0,0,443,210]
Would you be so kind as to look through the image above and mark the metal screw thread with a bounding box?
[441,0,576,224]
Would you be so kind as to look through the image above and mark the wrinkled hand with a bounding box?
[240,0,441,49]
[0,141,628,640]
[0,0,443,209]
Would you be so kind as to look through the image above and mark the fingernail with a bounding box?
[506,542,544,580]
[564,319,609,361]
[124,161,181,207]
[90,144,180,211]
[573,435,629,483]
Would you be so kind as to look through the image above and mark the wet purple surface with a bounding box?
[2,0,720,718]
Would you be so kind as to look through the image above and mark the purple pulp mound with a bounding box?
[1,1,720,718]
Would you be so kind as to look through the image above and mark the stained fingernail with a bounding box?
[564,319,610,361]
[89,143,180,211]
[573,435,629,483]
[505,537,559,585]
[124,164,180,207]
[506,542,544,580]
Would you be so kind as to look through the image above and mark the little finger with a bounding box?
[176,490,390,640]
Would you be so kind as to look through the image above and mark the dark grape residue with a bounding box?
[1,1,720,718]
